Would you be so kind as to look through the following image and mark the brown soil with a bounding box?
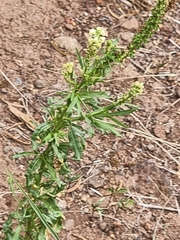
[0,0,180,239]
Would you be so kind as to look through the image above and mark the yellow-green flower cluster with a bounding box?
[62,62,74,74]
[61,62,74,83]
[119,81,144,104]
[129,81,144,98]
[87,27,106,59]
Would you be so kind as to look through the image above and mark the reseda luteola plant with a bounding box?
[3,1,176,239]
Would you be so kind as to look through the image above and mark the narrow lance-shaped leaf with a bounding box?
[68,125,85,160]
[92,119,121,136]
[76,48,84,69]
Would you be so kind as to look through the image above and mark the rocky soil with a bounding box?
[0,0,180,239]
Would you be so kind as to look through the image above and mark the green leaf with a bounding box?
[68,125,85,160]
[84,116,94,136]
[52,143,64,160]
[123,199,135,208]
[76,96,82,116]
[76,48,84,69]
[108,116,127,128]
[67,95,78,114]
[107,108,137,116]
[108,187,127,194]
[93,119,121,136]
[13,225,21,240]
[32,122,52,137]
[13,151,36,158]
[93,108,137,120]
[44,161,64,189]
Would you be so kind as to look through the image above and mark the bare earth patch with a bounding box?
[0,0,180,239]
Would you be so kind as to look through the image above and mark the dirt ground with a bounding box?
[0,0,180,239]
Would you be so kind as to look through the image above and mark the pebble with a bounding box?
[24,92,33,100]
[99,222,107,231]
[45,59,52,66]
[65,24,75,31]
[121,16,139,30]
[12,146,24,154]
[89,175,104,188]
[130,151,137,158]
[3,146,11,154]
[81,194,89,202]
[126,132,135,140]
[57,199,67,209]
[83,207,89,213]
[120,32,134,42]
[19,165,25,170]
[0,122,6,128]
[93,212,101,218]
[52,36,83,55]
[1,88,7,93]
[14,77,23,86]
[64,219,75,231]
[109,233,115,239]
[147,144,155,151]
[34,79,46,89]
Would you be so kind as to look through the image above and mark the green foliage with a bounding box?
[3,0,173,239]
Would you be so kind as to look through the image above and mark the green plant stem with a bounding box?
[3,0,174,239]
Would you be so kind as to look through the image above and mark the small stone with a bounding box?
[120,32,134,42]
[113,220,121,227]
[109,233,115,239]
[0,122,6,128]
[81,194,89,202]
[15,77,23,86]
[89,175,104,188]
[24,93,33,100]
[57,199,67,209]
[1,88,7,93]
[65,24,74,31]
[121,16,139,30]
[93,212,101,218]
[34,79,46,89]
[130,151,137,158]
[83,207,89,213]
[64,219,75,231]
[147,144,155,151]
[52,36,82,55]
[12,146,24,154]
[126,132,135,139]
[19,165,25,170]
[4,146,11,154]
[45,59,52,66]
[99,222,107,231]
